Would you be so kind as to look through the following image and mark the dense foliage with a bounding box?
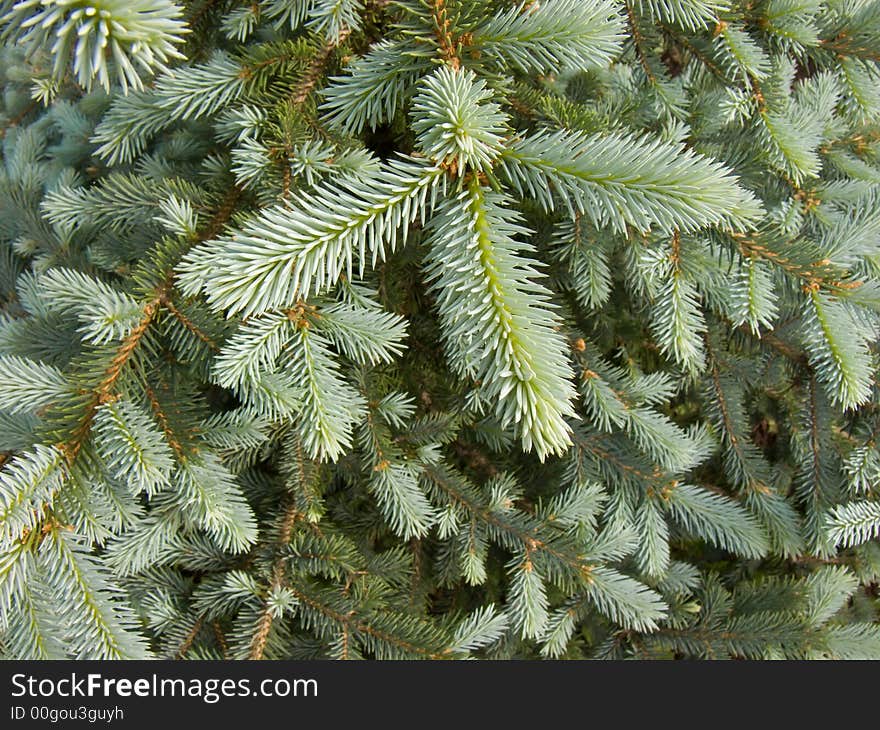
[1,0,880,659]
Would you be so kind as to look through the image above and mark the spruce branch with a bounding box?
[178,157,446,316]
[498,128,763,233]
[424,181,576,459]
